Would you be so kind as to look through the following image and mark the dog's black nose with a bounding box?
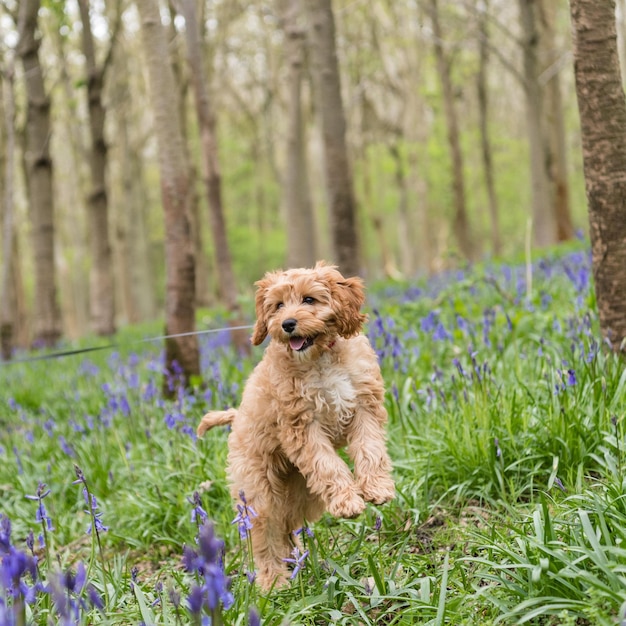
[282,318,297,333]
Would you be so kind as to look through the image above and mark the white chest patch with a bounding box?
[306,360,357,428]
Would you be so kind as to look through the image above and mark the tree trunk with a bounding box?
[476,0,502,257]
[17,0,62,348]
[282,0,317,269]
[179,0,250,353]
[77,0,116,336]
[135,0,200,391]
[429,0,474,261]
[305,0,360,277]
[570,0,626,351]
[519,0,556,247]
[1,56,16,359]
[108,21,157,324]
[541,1,575,242]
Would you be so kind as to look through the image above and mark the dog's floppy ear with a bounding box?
[332,276,367,337]
[317,262,367,338]
[251,277,271,345]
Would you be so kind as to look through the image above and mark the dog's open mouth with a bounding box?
[288,336,315,352]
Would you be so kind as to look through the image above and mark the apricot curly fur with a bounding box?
[197,261,395,589]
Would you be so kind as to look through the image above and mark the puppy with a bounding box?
[197,261,395,589]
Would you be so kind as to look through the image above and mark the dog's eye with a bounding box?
[276,302,284,310]
[303,296,316,305]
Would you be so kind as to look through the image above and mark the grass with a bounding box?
[2,243,626,624]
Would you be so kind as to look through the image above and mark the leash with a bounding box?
[0,324,254,367]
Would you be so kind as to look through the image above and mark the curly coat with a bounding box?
[197,262,395,589]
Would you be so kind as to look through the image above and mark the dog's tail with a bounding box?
[197,408,238,437]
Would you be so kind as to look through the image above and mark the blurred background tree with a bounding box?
[0,0,612,358]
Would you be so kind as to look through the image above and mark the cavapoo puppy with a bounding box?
[197,261,395,589]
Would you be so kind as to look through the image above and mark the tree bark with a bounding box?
[570,0,626,351]
[519,0,556,247]
[1,56,16,359]
[135,0,200,391]
[429,0,474,261]
[541,1,574,242]
[77,0,116,336]
[281,0,317,269]
[305,0,360,277]
[179,0,249,353]
[476,0,502,257]
[17,0,62,347]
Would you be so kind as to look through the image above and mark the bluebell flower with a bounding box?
[58,436,76,458]
[248,607,261,626]
[232,491,258,540]
[189,492,208,526]
[25,483,54,534]
[183,521,233,614]
[48,562,103,624]
[83,490,108,535]
[73,465,108,535]
[169,587,181,609]
[566,369,576,386]
[293,526,314,539]
[283,546,309,580]
[0,515,38,607]
[421,311,438,333]
[432,322,451,342]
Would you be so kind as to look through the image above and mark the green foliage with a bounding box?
[1,243,625,624]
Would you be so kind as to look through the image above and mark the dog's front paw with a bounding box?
[328,489,365,519]
[359,475,396,505]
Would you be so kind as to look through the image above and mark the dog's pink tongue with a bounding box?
[289,337,306,351]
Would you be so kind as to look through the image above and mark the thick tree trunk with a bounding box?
[519,0,556,247]
[77,0,116,336]
[136,0,200,391]
[305,0,360,277]
[570,0,626,351]
[429,0,474,261]
[476,0,502,257]
[282,0,317,269]
[18,0,62,348]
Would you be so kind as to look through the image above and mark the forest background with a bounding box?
[1,0,616,356]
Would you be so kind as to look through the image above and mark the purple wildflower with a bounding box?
[25,483,54,532]
[248,607,261,626]
[232,491,258,540]
[48,562,103,624]
[0,515,39,608]
[183,521,233,615]
[421,311,438,333]
[566,369,576,386]
[432,322,452,342]
[189,492,208,526]
[284,546,309,580]
[73,465,108,535]
[83,491,108,535]
[494,438,502,459]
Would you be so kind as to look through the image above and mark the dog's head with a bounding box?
[250,261,366,355]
